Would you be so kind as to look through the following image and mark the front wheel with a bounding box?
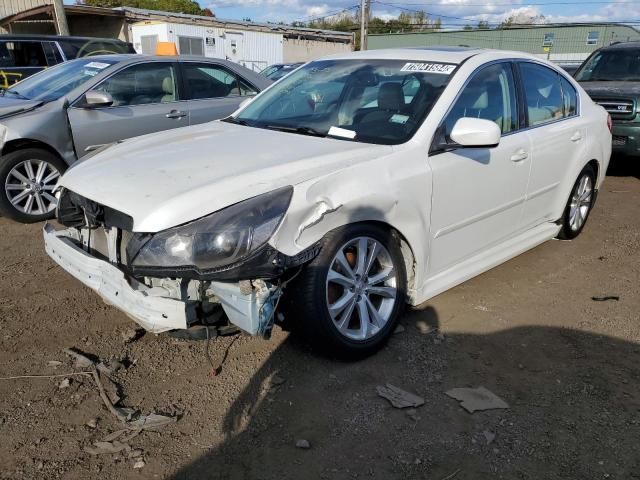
[557,164,596,240]
[0,148,66,223]
[284,224,406,359]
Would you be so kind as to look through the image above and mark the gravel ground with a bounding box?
[0,162,638,480]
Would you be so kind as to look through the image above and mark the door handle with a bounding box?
[166,110,187,119]
[510,149,528,162]
[570,131,582,142]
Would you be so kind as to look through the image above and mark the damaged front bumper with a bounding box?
[43,224,281,335]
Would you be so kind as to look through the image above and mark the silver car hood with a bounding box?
[0,96,44,120]
[60,121,390,232]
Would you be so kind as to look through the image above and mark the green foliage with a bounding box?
[80,0,204,15]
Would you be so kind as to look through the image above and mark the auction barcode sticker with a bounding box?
[400,63,456,74]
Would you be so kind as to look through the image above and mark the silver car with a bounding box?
[0,54,271,223]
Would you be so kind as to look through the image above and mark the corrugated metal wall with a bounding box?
[369,25,640,63]
[0,0,50,20]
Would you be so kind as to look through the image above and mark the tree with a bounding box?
[202,7,214,17]
[476,20,489,29]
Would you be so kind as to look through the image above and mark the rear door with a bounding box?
[179,61,259,125]
[517,62,587,228]
[67,61,187,154]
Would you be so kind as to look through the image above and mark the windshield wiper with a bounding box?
[4,89,27,99]
[221,116,249,126]
[263,124,326,137]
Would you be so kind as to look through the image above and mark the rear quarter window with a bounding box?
[59,39,133,59]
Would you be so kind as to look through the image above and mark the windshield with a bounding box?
[4,58,117,102]
[234,59,455,145]
[575,49,640,82]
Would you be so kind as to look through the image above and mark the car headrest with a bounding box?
[162,76,174,95]
[378,83,404,111]
[470,88,488,110]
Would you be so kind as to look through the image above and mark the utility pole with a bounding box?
[52,0,70,36]
[359,0,368,50]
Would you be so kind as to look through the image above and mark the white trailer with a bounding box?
[131,21,283,72]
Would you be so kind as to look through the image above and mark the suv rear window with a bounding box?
[0,41,46,68]
[59,39,135,59]
[575,48,640,82]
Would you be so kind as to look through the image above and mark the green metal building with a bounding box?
[369,24,640,63]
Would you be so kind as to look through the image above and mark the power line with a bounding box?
[377,0,640,5]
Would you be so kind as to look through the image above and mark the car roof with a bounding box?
[320,47,546,65]
[0,34,129,43]
[599,41,640,50]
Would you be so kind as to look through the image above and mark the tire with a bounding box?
[557,164,596,240]
[283,223,407,359]
[0,148,66,223]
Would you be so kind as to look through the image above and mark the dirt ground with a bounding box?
[0,161,638,480]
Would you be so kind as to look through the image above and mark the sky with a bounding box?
[200,0,640,27]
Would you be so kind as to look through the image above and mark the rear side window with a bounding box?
[560,76,578,117]
[520,63,564,126]
[0,41,46,68]
[443,62,518,138]
[59,39,133,59]
[182,63,256,99]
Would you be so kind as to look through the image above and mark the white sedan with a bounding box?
[44,48,612,357]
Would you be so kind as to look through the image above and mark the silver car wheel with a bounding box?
[5,159,60,216]
[569,174,593,232]
[326,236,397,341]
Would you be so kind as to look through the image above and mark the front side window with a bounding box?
[442,62,518,140]
[520,63,564,126]
[95,63,177,107]
[587,31,600,46]
[575,49,640,82]
[235,59,455,145]
[182,63,256,99]
[0,41,46,68]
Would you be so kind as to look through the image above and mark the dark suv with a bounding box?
[575,41,640,157]
[0,35,135,89]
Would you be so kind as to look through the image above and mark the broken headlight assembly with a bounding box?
[128,186,293,275]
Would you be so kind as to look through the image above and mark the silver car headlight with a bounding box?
[130,186,293,272]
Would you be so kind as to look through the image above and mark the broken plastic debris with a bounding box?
[58,378,71,389]
[377,384,425,409]
[445,386,509,413]
[483,430,496,445]
[126,413,177,431]
[84,440,130,455]
[591,295,620,302]
[295,439,311,449]
[133,459,146,469]
[47,360,62,368]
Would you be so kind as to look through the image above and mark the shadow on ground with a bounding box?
[170,307,640,480]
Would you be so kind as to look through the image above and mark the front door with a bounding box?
[427,62,531,275]
[67,62,187,155]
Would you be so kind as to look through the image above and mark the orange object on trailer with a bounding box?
[155,42,178,55]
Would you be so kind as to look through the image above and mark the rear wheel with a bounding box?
[557,164,596,240]
[0,148,66,223]
[284,224,406,358]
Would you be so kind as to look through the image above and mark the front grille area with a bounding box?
[612,135,628,146]
[593,98,636,120]
[57,189,133,231]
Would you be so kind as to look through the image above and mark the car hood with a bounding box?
[60,121,391,232]
[0,96,43,120]
[579,81,640,98]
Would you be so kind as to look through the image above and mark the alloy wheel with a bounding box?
[5,159,60,216]
[326,236,398,341]
[569,174,593,232]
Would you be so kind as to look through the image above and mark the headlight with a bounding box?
[130,186,293,272]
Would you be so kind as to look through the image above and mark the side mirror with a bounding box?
[84,90,113,108]
[450,117,501,148]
